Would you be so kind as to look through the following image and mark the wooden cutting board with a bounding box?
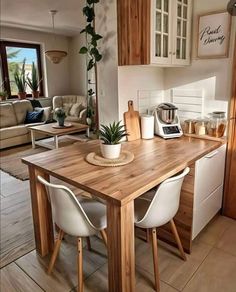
[123,100,141,141]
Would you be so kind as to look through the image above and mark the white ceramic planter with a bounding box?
[100,143,121,159]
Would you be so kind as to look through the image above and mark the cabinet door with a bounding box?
[151,0,172,64]
[172,0,192,65]
[194,145,226,207]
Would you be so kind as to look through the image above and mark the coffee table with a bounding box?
[29,122,90,149]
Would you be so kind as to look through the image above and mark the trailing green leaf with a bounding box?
[79,47,88,54]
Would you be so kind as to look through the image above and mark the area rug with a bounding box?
[0,135,89,181]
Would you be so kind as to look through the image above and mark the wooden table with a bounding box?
[28,122,89,149]
[22,136,222,292]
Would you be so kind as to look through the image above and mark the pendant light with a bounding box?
[45,10,67,64]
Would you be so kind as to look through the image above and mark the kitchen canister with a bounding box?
[141,114,154,139]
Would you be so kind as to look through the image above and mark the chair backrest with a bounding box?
[136,167,190,228]
[37,176,97,237]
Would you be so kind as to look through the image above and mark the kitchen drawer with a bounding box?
[192,184,223,239]
[194,144,226,206]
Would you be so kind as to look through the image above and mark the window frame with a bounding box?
[0,41,44,98]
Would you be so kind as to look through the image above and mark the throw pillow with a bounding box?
[35,107,52,122]
[63,103,73,115]
[24,110,44,124]
[70,103,85,117]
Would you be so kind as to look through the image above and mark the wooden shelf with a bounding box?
[184,133,227,143]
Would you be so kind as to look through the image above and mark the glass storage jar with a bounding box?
[207,112,227,138]
[195,119,208,135]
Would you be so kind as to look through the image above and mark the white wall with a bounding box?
[96,0,119,125]
[118,66,165,120]
[1,26,71,97]
[68,34,87,96]
[164,0,236,116]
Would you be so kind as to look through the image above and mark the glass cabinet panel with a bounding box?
[156,0,162,9]
[174,0,189,61]
[156,12,161,31]
[154,0,170,60]
[155,34,161,57]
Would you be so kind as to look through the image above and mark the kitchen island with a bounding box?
[22,136,224,292]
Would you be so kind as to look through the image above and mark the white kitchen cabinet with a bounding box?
[151,0,192,66]
[192,144,226,239]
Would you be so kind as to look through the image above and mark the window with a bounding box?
[0,41,44,98]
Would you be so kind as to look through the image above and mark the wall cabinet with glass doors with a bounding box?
[117,0,192,66]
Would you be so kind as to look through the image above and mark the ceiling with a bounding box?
[1,0,86,36]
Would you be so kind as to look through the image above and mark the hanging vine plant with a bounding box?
[79,0,103,133]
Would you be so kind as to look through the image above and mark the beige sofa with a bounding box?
[0,100,50,149]
[53,95,87,124]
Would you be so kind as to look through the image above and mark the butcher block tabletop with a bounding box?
[22,136,223,206]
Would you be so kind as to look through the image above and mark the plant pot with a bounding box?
[32,91,40,98]
[18,92,27,99]
[57,117,65,127]
[100,143,121,159]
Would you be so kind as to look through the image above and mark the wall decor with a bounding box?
[197,11,231,59]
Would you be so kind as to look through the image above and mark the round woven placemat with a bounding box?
[86,150,134,167]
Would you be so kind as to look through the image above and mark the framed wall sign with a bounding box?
[197,11,231,59]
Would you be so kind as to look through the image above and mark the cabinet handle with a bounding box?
[204,151,218,159]
[172,52,176,55]
[169,52,172,55]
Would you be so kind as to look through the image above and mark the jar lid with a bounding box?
[212,111,226,118]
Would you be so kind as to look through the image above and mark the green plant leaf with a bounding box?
[87,59,94,71]
[85,24,94,35]
[79,47,88,54]
[93,34,103,41]
[95,53,102,62]
[87,0,99,4]
[99,121,127,144]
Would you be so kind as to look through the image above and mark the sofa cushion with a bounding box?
[70,103,85,117]
[0,125,29,140]
[25,110,44,124]
[0,103,18,128]
[63,103,73,115]
[13,100,33,124]
[35,106,52,122]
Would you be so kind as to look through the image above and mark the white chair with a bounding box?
[37,176,107,292]
[134,167,190,292]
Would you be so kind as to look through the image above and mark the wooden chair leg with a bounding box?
[77,237,83,292]
[151,228,160,292]
[48,229,64,274]
[170,219,187,261]
[100,229,107,246]
[86,237,92,251]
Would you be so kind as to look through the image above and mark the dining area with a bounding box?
[21,135,224,292]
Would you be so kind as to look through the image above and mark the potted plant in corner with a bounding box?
[26,62,42,98]
[99,121,128,159]
[54,108,66,127]
[14,59,27,99]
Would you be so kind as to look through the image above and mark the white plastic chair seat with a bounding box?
[80,198,107,230]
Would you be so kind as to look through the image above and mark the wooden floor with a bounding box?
[1,169,236,292]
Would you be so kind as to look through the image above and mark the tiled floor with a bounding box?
[1,170,236,292]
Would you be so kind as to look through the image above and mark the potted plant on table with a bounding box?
[99,121,128,159]
[54,108,66,127]
[26,62,42,98]
[14,59,27,99]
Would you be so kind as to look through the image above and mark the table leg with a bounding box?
[31,130,36,149]
[54,135,59,149]
[107,201,135,292]
[28,165,54,256]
